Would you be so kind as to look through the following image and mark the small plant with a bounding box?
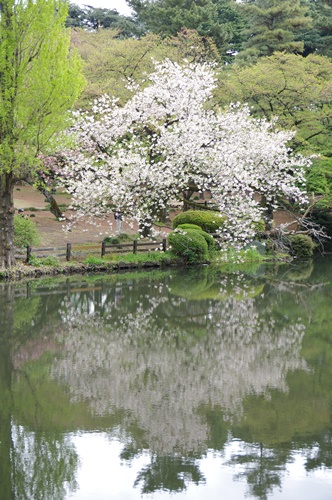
[14,215,40,248]
[28,255,60,267]
[172,210,225,233]
[84,255,106,265]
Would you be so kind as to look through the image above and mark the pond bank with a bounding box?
[0,258,182,282]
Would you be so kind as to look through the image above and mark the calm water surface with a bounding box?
[0,258,332,499]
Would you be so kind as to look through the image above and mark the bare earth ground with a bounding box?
[14,185,171,248]
[14,184,296,248]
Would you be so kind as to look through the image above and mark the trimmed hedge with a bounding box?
[168,229,209,264]
[172,210,225,233]
[177,223,203,231]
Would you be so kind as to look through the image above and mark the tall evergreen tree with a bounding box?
[299,0,332,57]
[66,3,138,37]
[0,0,84,268]
[127,0,246,60]
[237,0,312,63]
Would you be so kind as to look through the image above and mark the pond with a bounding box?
[0,257,332,499]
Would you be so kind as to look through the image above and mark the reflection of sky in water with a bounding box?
[68,434,332,500]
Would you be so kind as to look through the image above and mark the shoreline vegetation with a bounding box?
[0,247,290,282]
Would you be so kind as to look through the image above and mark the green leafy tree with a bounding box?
[0,0,84,268]
[70,28,219,108]
[217,52,332,155]
[237,0,312,63]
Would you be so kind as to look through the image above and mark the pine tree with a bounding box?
[237,0,312,63]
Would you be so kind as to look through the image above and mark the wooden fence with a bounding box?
[15,238,168,263]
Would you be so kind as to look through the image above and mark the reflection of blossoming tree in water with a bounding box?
[52,272,307,459]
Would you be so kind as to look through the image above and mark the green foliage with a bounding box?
[177,223,203,231]
[14,216,40,248]
[217,52,332,155]
[127,0,245,59]
[66,3,137,36]
[287,234,315,259]
[237,0,311,62]
[306,158,332,198]
[172,210,225,233]
[168,229,209,264]
[253,220,266,234]
[0,0,85,173]
[28,255,61,267]
[71,29,219,109]
[84,255,106,265]
[103,233,134,244]
[300,0,332,57]
[309,207,332,249]
[114,251,173,264]
[176,222,220,254]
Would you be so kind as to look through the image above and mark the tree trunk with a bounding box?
[0,173,16,269]
[39,187,64,219]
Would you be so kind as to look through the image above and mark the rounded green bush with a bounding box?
[172,210,225,233]
[14,215,40,248]
[168,229,209,264]
[287,234,315,259]
[199,231,219,254]
[177,223,203,231]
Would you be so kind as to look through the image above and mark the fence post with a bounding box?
[162,238,167,252]
[101,241,106,257]
[66,243,72,262]
[26,246,31,263]
[133,240,138,254]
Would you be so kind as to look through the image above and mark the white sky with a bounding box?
[77,0,133,16]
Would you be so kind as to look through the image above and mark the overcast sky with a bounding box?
[78,0,133,16]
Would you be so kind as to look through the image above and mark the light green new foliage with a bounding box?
[0,0,85,173]
[14,216,40,248]
[0,0,85,268]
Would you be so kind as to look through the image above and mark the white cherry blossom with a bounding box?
[59,59,310,245]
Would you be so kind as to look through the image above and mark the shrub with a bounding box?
[14,215,40,248]
[177,223,203,231]
[287,234,315,259]
[172,210,225,233]
[168,229,209,264]
[199,231,219,254]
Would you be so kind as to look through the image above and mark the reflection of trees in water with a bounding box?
[0,283,79,500]
[12,426,78,500]
[134,456,205,494]
[51,272,307,455]
[228,442,289,500]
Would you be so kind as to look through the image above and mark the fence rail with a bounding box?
[15,238,168,263]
